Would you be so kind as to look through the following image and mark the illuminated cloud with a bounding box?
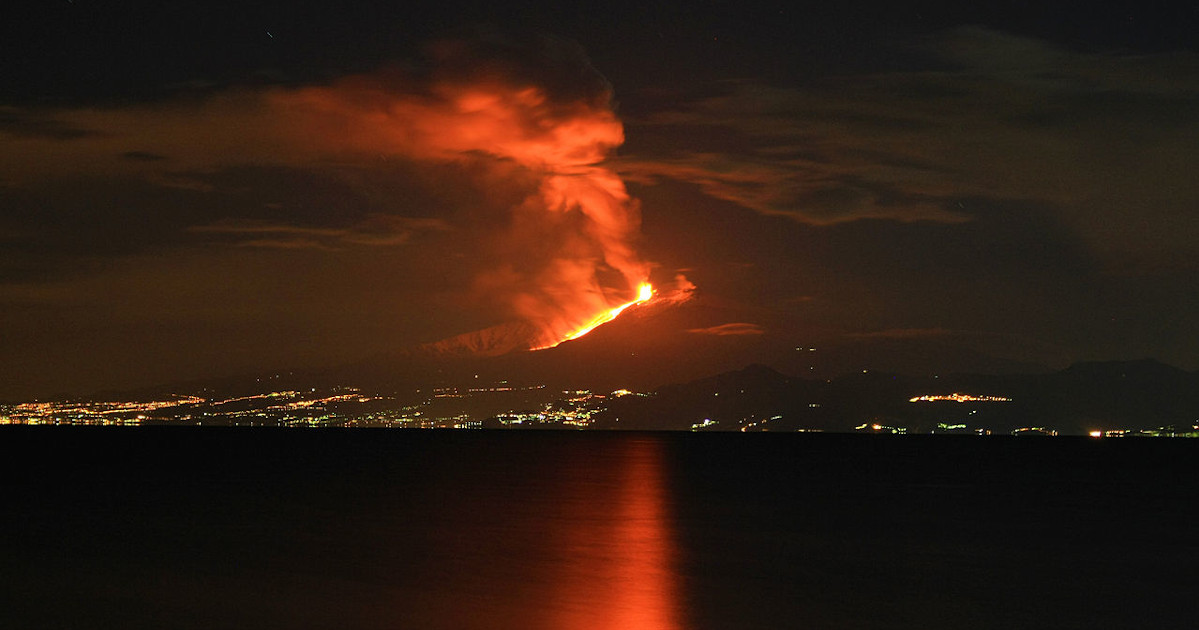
[0,32,662,354]
[274,53,653,349]
[189,216,451,250]
[687,322,764,336]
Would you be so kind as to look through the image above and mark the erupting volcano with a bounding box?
[533,282,655,350]
[262,34,687,356]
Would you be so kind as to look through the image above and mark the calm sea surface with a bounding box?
[3,429,1195,629]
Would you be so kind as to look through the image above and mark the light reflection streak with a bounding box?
[546,437,681,630]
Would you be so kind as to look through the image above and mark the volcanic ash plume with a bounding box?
[276,35,656,353]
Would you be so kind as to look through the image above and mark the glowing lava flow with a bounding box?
[533,283,653,351]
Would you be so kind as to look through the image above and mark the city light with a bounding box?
[909,393,1013,403]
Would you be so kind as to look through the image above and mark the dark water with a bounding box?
[3,429,1196,629]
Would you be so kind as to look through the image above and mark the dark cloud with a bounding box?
[0,109,99,140]
[845,328,964,340]
[621,28,1199,267]
[121,151,168,161]
[423,26,615,107]
[0,162,467,284]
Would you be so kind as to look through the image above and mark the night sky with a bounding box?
[3,1,1199,398]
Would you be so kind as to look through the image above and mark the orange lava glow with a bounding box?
[532,282,653,350]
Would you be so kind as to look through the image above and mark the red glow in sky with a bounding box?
[276,68,657,352]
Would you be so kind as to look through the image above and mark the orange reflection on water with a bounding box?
[545,438,681,630]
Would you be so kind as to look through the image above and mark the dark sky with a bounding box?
[3,1,1199,398]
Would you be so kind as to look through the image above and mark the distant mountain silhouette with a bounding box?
[594,360,1199,435]
[76,350,1198,435]
[72,289,1199,435]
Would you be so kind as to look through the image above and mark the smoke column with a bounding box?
[274,34,653,353]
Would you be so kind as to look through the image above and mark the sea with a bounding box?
[3,429,1195,629]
